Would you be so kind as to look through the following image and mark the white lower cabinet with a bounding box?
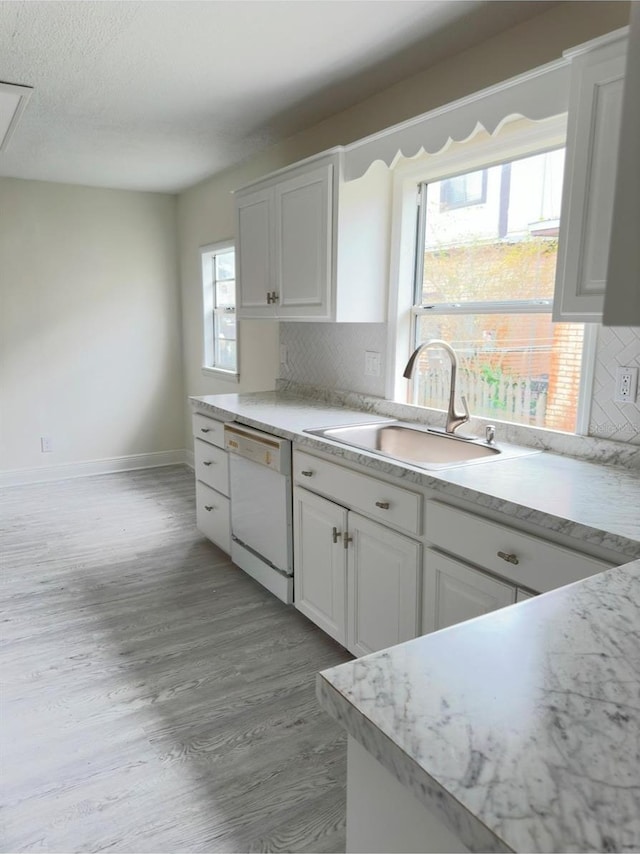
[422,549,516,634]
[348,513,421,657]
[294,487,348,646]
[291,447,617,653]
[196,481,231,554]
[293,485,421,656]
[192,412,231,555]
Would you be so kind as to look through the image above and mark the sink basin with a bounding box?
[305,421,537,470]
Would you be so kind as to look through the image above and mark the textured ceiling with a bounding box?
[0,0,557,193]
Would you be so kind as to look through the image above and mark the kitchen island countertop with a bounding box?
[317,557,640,853]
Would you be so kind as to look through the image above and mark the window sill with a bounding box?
[201,366,239,383]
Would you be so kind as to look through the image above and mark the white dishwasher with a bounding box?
[224,423,293,604]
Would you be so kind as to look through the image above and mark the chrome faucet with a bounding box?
[403,339,470,435]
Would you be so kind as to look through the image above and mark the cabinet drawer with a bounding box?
[425,500,613,593]
[196,481,230,554]
[194,439,229,496]
[294,450,422,536]
[192,412,226,449]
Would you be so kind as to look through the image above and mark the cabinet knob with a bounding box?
[203,460,213,466]
[332,526,342,544]
[301,470,313,477]
[200,427,211,433]
[375,501,390,510]
[343,534,353,550]
[497,550,519,565]
[204,505,215,512]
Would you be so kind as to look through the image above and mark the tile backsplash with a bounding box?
[280,323,388,398]
[590,326,640,445]
[279,322,640,446]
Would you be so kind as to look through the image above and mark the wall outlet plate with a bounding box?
[614,366,638,403]
[364,351,381,377]
[40,435,53,453]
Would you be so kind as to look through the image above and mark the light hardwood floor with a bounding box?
[1,466,352,853]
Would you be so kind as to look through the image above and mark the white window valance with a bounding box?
[342,57,571,181]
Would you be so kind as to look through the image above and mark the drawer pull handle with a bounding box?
[301,470,313,477]
[200,427,211,433]
[343,534,353,550]
[204,505,215,512]
[203,460,213,466]
[332,527,342,544]
[375,501,390,510]
[497,551,519,565]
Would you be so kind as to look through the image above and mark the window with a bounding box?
[201,241,238,377]
[439,169,487,211]
[391,118,592,434]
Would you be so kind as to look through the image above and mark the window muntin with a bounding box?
[202,242,237,376]
[410,146,586,433]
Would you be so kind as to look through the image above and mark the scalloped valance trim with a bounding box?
[342,57,571,181]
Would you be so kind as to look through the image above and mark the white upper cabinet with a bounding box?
[554,31,627,322]
[274,164,333,319]
[235,150,391,322]
[604,5,640,327]
[236,188,272,314]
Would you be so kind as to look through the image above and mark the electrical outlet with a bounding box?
[364,351,381,377]
[614,366,638,403]
[40,435,53,453]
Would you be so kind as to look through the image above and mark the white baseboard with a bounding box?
[185,449,194,470]
[0,449,189,488]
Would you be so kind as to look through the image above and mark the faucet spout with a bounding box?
[403,339,470,434]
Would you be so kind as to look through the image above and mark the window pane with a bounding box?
[413,314,584,432]
[215,339,236,371]
[216,278,235,308]
[419,149,565,304]
[215,251,235,281]
[215,311,236,342]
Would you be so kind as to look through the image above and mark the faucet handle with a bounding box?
[460,395,470,422]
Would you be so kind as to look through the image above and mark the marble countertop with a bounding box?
[317,558,640,853]
[190,391,640,559]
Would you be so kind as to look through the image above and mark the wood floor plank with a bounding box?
[1,466,351,853]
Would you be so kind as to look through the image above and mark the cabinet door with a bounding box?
[236,187,275,317]
[274,163,333,319]
[422,549,515,635]
[554,39,626,321]
[293,487,348,646]
[347,513,421,657]
[604,5,640,326]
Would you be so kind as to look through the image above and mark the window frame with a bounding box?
[385,115,596,435]
[200,240,239,381]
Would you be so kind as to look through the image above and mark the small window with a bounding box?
[201,241,238,377]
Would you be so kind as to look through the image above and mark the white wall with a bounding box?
[0,178,183,478]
